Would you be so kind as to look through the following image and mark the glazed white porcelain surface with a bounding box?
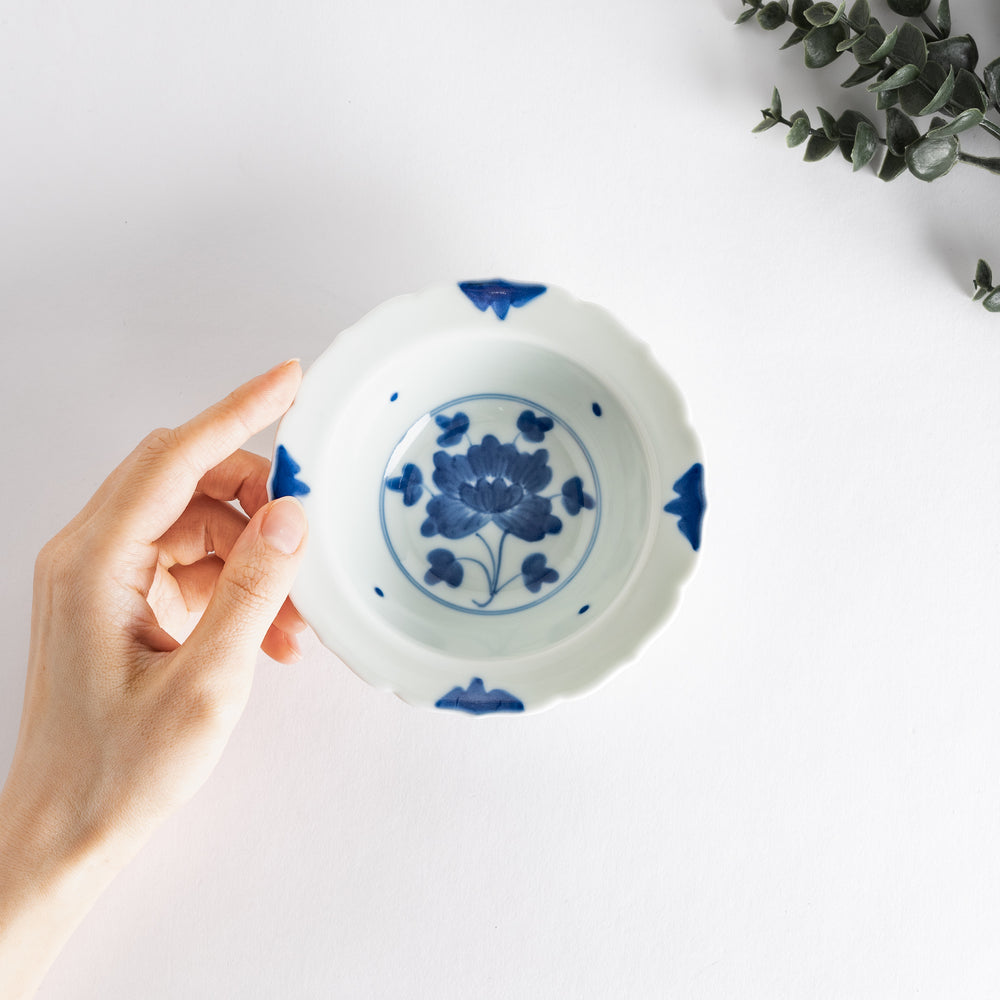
[270,280,704,714]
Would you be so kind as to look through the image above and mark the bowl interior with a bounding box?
[312,335,655,659]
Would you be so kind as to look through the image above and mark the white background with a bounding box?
[3,0,1000,996]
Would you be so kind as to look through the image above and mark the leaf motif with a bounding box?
[983,288,1000,312]
[918,64,955,115]
[867,24,899,63]
[851,120,879,170]
[791,0,815,28]
[899,61,945,115]
[752,113,781,132]
[904,134,960,181]
[837,109,878,161]
[867,63,920,93]
[735,6,758,23]
[876,89,900,111]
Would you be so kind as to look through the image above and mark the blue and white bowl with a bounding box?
[270,279,705,715]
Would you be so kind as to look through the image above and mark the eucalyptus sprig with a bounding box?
[738,0,1000,182]
[972,259,1000,310]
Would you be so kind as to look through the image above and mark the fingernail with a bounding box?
[261,498,307,554]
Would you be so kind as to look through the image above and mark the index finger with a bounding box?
[101,359,302,545]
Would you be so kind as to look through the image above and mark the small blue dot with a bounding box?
[578,604,590,614]
[592,402,602,417]
[374,587,384,597]
[390,392,398,402]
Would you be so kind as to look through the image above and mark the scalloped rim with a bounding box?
[271,280,704,714]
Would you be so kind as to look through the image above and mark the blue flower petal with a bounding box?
[425,495,489,539]
[493,494,554,542]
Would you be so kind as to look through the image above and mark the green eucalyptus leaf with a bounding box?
[804,134,839,160]
[876,88,900,110]
[752,114,781,132]
[837,108,878,160]
[894,22,927,70]
[770,87,783,117]
[937,0,951,37]
[905,134,960,180]
[983,288,1000,312]
[851,120,879,169]
[898,60,944,115]
[836,33,858,52]
[787,111,812,146]
[927,34,979,73]
[885,107,920,155]
[781,26,810,47]
[758,2,789,29]
[974,259,993,291]
[867,63,920,93]
[974,286,990,302]
[804,22,848,67]
[842,62,883,87]
[983,57,1000,110]
[803,2,838,26]
[817,105,840,138]
[867,25,900,63]
[952,68,988,112]
[852,19,885,63]
[848,0,870,25]
[878,151,908,180]
[918,64,955,114]
[791,0,815,28]
[887,0,930,13]
[736,7,759,23]
[926,107,984,137]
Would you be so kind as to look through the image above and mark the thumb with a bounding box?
[185,497,308,670]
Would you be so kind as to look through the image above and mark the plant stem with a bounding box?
[920,11,945,40]
[958,151,1000,173]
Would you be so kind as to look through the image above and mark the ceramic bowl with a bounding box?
[270,279,705,714]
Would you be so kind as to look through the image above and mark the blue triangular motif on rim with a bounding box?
[458,279,547,320]
[272,444,311,498]
[664,462,705,551]
[435,677,525,715]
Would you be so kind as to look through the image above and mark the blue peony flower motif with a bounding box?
[385,462,423,506]
[424,549,464,588]
[521,553,559,593]
[560,476,595,515]
[421,434,563,542]
[435,412,470,447]
[516,409,554,443]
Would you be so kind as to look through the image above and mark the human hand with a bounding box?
[0,360,308,998]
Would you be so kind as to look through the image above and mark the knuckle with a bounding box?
[224,558,272,611]
[141,426,180,456]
